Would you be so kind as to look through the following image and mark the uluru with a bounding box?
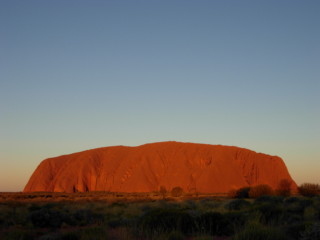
[24,141,297,193]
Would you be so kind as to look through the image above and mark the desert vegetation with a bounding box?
[298,183,320,197]
[0,183,319,240]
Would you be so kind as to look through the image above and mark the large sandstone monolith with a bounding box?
[24,141,297,193]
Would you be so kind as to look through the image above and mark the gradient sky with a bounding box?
[1,0,319,192]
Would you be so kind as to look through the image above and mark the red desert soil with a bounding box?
[24,141,297,193]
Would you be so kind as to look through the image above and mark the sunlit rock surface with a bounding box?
[24,141,297,193]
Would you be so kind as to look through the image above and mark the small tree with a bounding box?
[228,189,237,198]
[159,186,167,199]
[236,187,251,198]
[276,179,292,197]
[228,187,251,199]
[171,186,183,197]
[298,183,320,197]
[249,184,274,198]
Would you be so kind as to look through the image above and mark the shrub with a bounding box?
[236,187,251,198]
[284,223,306,240]
[276,179,292,197]
[159,186,167,199]
[281,212,303,225]
[3,228,35,240]
[223,211,248,236]
[192,236,212,240]
[300,222,320,240]
[298,183,320,197]
[78,226,107,240]
[72,209,104,226]
[138,208,195,234]
[29,208,64,229]
[256,203,283,225]
[228,187,251,199]
[197,212,225,235]
[232,222,285,240]
[62,232,79,240]
[228,189,237,198]
[38,233,62,240]
[285,197,300,204]
[254,195,283,205]
[286,198,313,216]
[167,231,185,240]
[304,206,319,222]
[249,184,274,198]
[225,199,251,211]
[171,187,184,197]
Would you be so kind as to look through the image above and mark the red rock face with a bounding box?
[24,141,297,193]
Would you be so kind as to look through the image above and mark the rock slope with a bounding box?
[24,141,297,193]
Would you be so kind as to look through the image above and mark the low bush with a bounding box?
[299,183,320,197]
[167,231,185,240]
[225,199,251,211]
[228,187,251,199]
[223,211,248,236]
[71,209,104,226]
[254,195,283,205]
[2,228,35,240]
[171,187,184,197]
[29,208,64,229]
[276,179,292,197]
[286,199,313,216]
[38,233,62,240]
[159,186,167,199]
[284,223,306,240]
[300,222,320,240]
[78,226,107,240]
[138,208,195,235]
[249,185,274,198]
[285,197,301,204]
[232,222,285,240]
[256,203,284,225]
[281,212,303,225]
[197,212,225,235]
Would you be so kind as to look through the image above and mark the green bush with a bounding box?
[2,228,35,240]
[225,199,251,211]
[256,203,284,225]
[281,212,303,225]
[78,226,107,240]
[232,222,285,240]
[167,231,185,240]
[138,208,195,234]
[29,208,64,229]
[72,209,104,226]
[192,236,212,240]
[284,223,306,240]
[236,187,251,198]
[38,233,62,240]
[197,212,225,235]
[285,197,300,204]
[62,232,79,240]
[223,211,248,236]
[286,199,313,216]
[300,222,320,240]
[254,195,283,205]
[229,187,251,199]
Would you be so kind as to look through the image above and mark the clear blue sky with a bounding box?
[0,0,319,191]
